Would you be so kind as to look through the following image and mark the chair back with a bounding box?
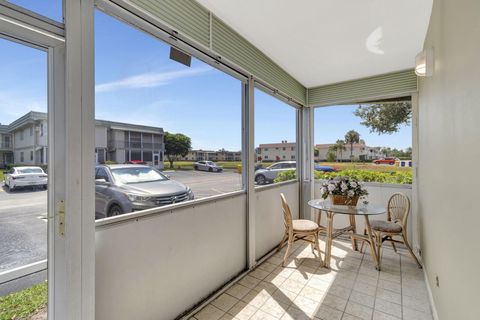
[280,193,293,231]
[387,193,410,228]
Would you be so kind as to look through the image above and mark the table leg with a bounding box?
[364,215,380,270]
[324,211,334,268]
[349,214,358,251]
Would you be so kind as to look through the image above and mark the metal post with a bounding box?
[299,106,315,220]
[243,77,256,268]
[58,0,95,318]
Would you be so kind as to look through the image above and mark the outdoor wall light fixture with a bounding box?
[415,48,434,77]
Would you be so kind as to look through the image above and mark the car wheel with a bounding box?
[108,204,123,217]
[8,183,14,192]
[208,167,213,172]
[255,174,266,185]
[194,165,198,170]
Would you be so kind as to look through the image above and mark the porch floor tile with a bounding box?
[194,239,432,320]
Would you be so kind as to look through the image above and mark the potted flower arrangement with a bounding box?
[319,177,368,206]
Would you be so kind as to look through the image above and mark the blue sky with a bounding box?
[0,4,411,151]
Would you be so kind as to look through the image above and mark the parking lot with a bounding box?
[0,169,242,278]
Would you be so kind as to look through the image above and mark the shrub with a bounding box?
[315,169,412,184]
[274,169,412,184]
[274,170,296,183]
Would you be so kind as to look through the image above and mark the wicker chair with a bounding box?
[277,193,323,267]
[364,193,422,269]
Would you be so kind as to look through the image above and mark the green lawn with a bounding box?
[0,282,47,320]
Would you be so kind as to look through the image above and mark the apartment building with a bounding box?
[0,111,164,169]
[181,149,241,162]
[256,141,296,162]
[315,143,383,161]
[0,124,13,168]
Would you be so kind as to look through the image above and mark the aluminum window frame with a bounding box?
[93,3,251,224]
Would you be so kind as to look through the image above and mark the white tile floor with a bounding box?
[193,239,433,320]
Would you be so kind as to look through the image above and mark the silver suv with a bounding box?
[95,164,194,218]
[254,161,296,185]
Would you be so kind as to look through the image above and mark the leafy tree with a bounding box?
[326,150,336,162]
[314,148,320,157]
[381,147,392,157]
[334,139,346,162]
[344,130,360,162]
[164,132,192,168]
[354,102,412,134]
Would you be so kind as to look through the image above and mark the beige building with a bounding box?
[256,141,296,162]
[181,149,241,162]
[315,143,383,161]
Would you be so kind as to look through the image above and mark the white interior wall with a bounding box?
[95,194,247,320]
[255,182,299,260]
[418,0,480,318]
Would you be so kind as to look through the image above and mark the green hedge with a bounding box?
[274,169,412,184]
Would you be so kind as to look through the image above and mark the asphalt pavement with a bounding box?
[0,170,242,295]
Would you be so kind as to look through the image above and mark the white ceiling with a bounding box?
[197,0,433,88]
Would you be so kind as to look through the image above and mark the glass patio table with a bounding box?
[307,199,386,269]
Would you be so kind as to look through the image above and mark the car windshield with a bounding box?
[110,167,167,184]
[206,161,215,165]
[17,168,43,174]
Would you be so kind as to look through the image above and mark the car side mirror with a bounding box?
[95,178,110,186]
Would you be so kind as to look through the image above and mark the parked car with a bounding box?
[373,157,399,165]
[254,161,296,185]
[314,164,336,172]
[3,166,48,191]
[95,164,194,219]
[125,160,147,165]
[194,161,223,172]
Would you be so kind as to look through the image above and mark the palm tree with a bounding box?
[344,130,360,162]
[334,139,346,162]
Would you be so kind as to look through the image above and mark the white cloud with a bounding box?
[95,67,211,93]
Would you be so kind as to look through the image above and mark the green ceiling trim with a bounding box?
[129,0,307,105]
[307,69,418,107]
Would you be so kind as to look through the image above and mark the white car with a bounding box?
[4,166,48,191]
[194,161,223,172]
[254,161,296,185]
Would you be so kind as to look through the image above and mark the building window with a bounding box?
[20,152,24,162]
[282,147,286,151]
[143,151,152,162]
[264,148,268,151]
[30,151,34,161]
[30,127,33,136]
[275,147,279,150]
[40,123,44,136]
[291,155,295,159]
[282,155,286,159]
[20,131,24,141]
[130,151,142,161]
[264,155,268,159]
[291,147,294,151]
